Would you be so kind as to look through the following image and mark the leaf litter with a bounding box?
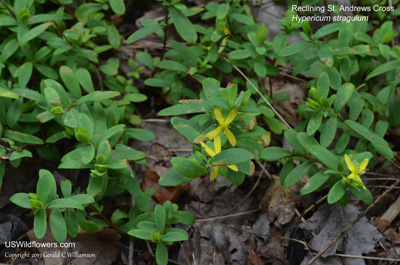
[299,203,383,265]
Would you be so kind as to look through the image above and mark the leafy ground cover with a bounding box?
[0,0,400,264]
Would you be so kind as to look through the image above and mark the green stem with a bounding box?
[0,0,16,20]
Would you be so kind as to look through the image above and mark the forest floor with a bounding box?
[0,1,399,265]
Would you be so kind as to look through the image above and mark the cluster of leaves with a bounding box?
[261,12,399,206]
[3,0,400,264]
[1,1,194,264]
[132,0,400,207]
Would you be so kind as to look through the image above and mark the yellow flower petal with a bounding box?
[214,136,221,154]
[359,158,368,172]
[200,141,216,157]
[347,173,356,179]
[345,154,355,172]
[228,164,238,172]
[223,128,236,146]
[224,109,238,126]
[354,175,366,190]
[210,166,219,181]
[214,107,225,126]
[206,127,222,140]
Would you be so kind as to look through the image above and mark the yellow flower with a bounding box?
[200,136,238,181]
[344,154,368,190]
[206,107,238,146]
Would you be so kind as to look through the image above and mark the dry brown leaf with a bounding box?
[259,175,301,225]
[27,228,121,265]
[142,169,188,204]
[299,203,383,265]
[247,247,263,265]
[256,226,287,265]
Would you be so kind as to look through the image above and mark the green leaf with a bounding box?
[320,117,337,148]
[20,22,52,43]
[328,180,346,204]
[145,78,169,89]
[82,145,95,164]
[87,175,105,197]
[59,66,82,98]
[217,3,229,19]
[34,209,47,239]
[345,120,393,159]
[125,128,155,141]
[348,185,372,205]
[76,91,120,105]
[308,145,337,170]
[65,209,78,237]
[37,169,55,204]
[4,130,43,144]
[128,229,151,240]
[0,39,19,63]
[96,124,125,145]
[109,0,125,15]
[158,100,207,116]
[228,50,253,60]
[136,51,155,71]
[300,171,330,195]
[7,97,23,127]
[230,13,254,25]
[159,168,192,186]
[171,117,200,143]
[48,198,85,210]
[315,23,340,39]
[211,148,254,165]
[126,23,162,44]
[17,62,33,88]
[0,86,19,99]
[171,157,207,179]
[111,145,146,161]
[260,147,291,161]
[76,68,94,93]
[278,41,310,57]
[10,193,32,209]
[157,60,188,72]
[338,22,352,47]
[272,33,288,54]
[316,72,330,98]
[156,243,168,265]
[335,132,350,154]
[44,86,61,105]
[162,231,188,243]
[256,25,268,45]
[366,59,400,80]
[334,83,355,113]
[155,204,166,233]
[284,130,306,155]
[307,111,323,136]
[254,62,266,78]
[50,209,67,243]
[124,93,147,102]
[168,6,197,43]
[61,180,72,198]
[69,194,95,205]
[283,161,314,188]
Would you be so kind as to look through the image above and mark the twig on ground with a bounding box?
[223,57,293,130]
[128,238,134,265]
[197,209,260,222]
[179,241,192,265]
[307,179,400,265]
